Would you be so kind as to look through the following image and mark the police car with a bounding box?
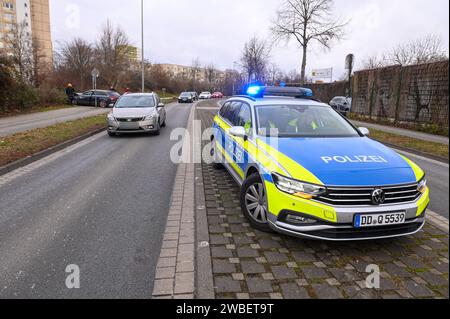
[210,86,429,241]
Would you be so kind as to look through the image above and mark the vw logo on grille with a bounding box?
[127,119,132,122]
[371,189,386,205]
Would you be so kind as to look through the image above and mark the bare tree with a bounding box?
[4,22,34,84]
[191,58,202,90]
[271,0,347,85]
[389,34,448,66]
[240,37,271,82]
[205,63,217,85]
[59,38,93,90]
[361,54,389,70]
[287,69,301,83]
[267,63,283,84]
[95,20,131,88]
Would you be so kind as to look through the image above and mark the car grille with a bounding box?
[316,183,421,206]
[116,117,144,122]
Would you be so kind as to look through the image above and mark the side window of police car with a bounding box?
[219,102,231,119]
[236,103,252,136]
[221,101,242,126]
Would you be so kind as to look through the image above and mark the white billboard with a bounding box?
[312,68,333,79]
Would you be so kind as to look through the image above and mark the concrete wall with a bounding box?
[352,61,449,127]
[305,60,449,128]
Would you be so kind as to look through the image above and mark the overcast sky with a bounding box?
[49,0,449,79]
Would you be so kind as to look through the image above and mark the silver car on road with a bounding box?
[107,93,167,136]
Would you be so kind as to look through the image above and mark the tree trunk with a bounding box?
[80,72,84,91]
[300,45,307,85]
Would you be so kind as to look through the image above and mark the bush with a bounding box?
[37,86,67,105]
[5,85,40,111]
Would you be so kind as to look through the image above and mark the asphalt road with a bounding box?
[396,149,449,219]
[0,102,192,298]
[0,106,110,137]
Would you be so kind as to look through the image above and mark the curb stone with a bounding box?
[427,210,449,233]
[152,102,198,299]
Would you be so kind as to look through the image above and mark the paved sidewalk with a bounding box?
[197,108,449,299]
[0,106,109,137]
[351,120,449,145]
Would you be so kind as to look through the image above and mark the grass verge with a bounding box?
[0,115,106,167]
[370,129,449,159]
[348,113,449,137]
[0,104,70,118]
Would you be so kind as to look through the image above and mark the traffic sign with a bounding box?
[91,68,100,78]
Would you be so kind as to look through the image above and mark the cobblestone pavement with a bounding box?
[197,108,449,299]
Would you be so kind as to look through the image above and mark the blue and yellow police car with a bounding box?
[211,86,429,241]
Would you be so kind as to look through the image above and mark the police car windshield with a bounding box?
[115,96,156,108]
[255,104,360,138]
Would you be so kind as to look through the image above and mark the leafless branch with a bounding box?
[271,0,348,84]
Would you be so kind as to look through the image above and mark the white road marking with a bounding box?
[0,103,181,186]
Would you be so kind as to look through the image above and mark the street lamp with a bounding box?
[141,0,145,93]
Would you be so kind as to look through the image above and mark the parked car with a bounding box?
[178,92,194,103]
[107,93,167,136]
[329,96,352,116]
[73,90,121,108]
[211,92,224,99]
[199,91,212,99]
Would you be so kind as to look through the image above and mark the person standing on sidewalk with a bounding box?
[65,83,76,105]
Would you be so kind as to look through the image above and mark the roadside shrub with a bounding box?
[37,86,67,105]
[5,85,40,111]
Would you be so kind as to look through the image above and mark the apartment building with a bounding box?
[156,63,226,83]
[0,0,53,64]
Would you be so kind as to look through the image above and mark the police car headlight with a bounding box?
[107,113,116,121]
[417,178,427,194]
[272,173,326,199]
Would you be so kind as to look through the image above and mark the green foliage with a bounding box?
[36,86,68,105]
[348,113,449,137]
[1,55,66,114]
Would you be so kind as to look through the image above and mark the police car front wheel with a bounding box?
[240,173,271,232]
[211,138,224,169]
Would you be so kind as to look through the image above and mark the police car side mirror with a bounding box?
[229,126,248,140]
[359,127,370,136]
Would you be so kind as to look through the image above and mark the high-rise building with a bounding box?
[0,0,53,64]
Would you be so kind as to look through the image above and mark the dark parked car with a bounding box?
[73,90,121,108]
[329,96,352,116]
[178,92,194,103]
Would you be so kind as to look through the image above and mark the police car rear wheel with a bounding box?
[241,174,271,232]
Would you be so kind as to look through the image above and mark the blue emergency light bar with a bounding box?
[245,85,314,99]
